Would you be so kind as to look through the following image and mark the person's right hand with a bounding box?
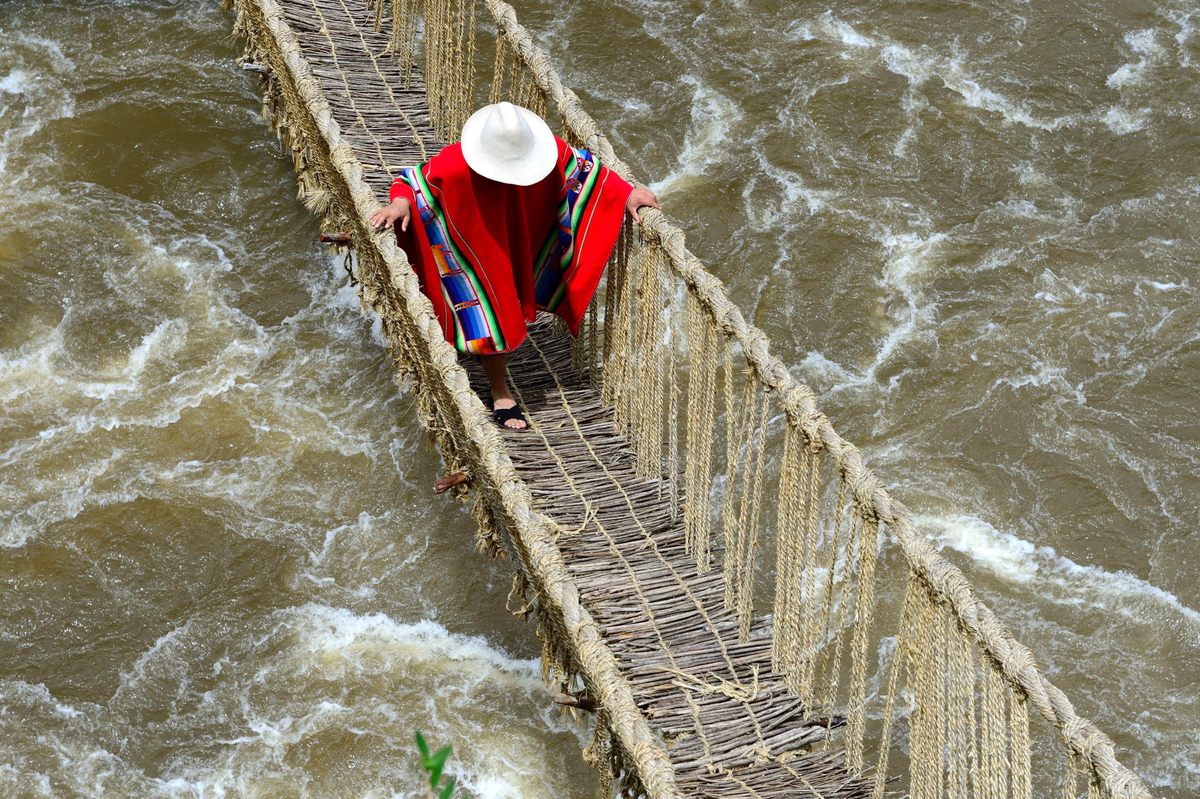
[369,198,411,232]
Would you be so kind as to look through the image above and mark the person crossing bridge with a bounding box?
[370,101,660,429]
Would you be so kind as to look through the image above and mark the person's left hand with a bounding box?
[625,186,661,223]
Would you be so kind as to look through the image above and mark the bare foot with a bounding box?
[492,397,527,430]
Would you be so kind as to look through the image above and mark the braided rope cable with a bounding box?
[480,2,1153,796]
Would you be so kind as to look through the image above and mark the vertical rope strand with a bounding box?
[570,296,587,375]
[718,344,739,587]
[601,224,631,409]
[380,0,420,83]
[622,234,646,438]
[607,231,638,432]
[632,239,666,477]
[586,293,599,384]
[870,574,918,799]
[694,327,721,575]
[421,0,441,133]
[1011,688,1033,799]
[771,424,807,678]
[447,0,464,133]
[600,226,623,372]
[722,378,757,612]
[666,289,681,519]
[845,515,880,774]
[946,621,972,799]
[983,660,1009,799]
[967,640,981,799]
[400,0,421,82]
[813,476,848,706]
[907,586,938,799]
[629,238,652,456]
[933,606,949,799]
[815,506,855,720]
[734,389,770,638]
[458,0,477,133]
[684,294,718,572]
[489,32,508,104]
[1064,752,1080,799]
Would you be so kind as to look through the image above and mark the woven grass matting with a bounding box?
[478,325,872,798]
[263,1,873,795]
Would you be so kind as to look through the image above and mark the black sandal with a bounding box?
[492,404,527,429]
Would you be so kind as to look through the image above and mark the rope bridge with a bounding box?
[223,0,1153,796]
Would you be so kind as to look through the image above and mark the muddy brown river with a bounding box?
[1,1,1196,796]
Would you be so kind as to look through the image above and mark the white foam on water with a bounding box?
[1032,266,1107,306]
[892,93,926,159]
[1,680,84,720]
[451,751,561,799]
[285,604,544,687]
[880,42,1078,131]
[1168,8,1197,67]
[0,240,405,546]
[0,34,78,176]
[1141,278,1187,292]
[786,20,815,41]
[0,170,405,535]
[814,11,876,49]
[914,513,1200,637]
[110,622,194,705]
[2,449,133,548]
[650,75,741,195]
[9,32,73,72]
[1107,29,1166,90]
[973,244,1024,275]
[863,230,946,386]
[0,320,66,406]
[0,611,578,798]
[0,68,28,94]
[326,255,389,348]
[1100,104,1150,134]
[239,606,579,798]
[796,350,860,387]
[0,264,278,545]
[739,150,831,231]
[801,229,946,394]
[1098,29,1171,134]
[799,13,1077,130]
[75,319,190,401]
[992,361,1087,404]
[0,681,158,798]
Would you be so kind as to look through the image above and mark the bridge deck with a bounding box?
[267,1,872,795]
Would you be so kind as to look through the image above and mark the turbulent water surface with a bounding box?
[1,0,1197,797]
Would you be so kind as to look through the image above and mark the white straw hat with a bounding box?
[460,101,557,186]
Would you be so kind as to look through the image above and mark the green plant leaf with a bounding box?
[428,745,451,788]
[414,731,430,760]
[437,776,456,799]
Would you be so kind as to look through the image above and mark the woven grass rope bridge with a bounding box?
[222,0,1155,796]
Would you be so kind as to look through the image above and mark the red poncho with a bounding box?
[389,138,632,355]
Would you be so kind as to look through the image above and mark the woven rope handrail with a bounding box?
[236,1,683,795]
[481,2,1152,796]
